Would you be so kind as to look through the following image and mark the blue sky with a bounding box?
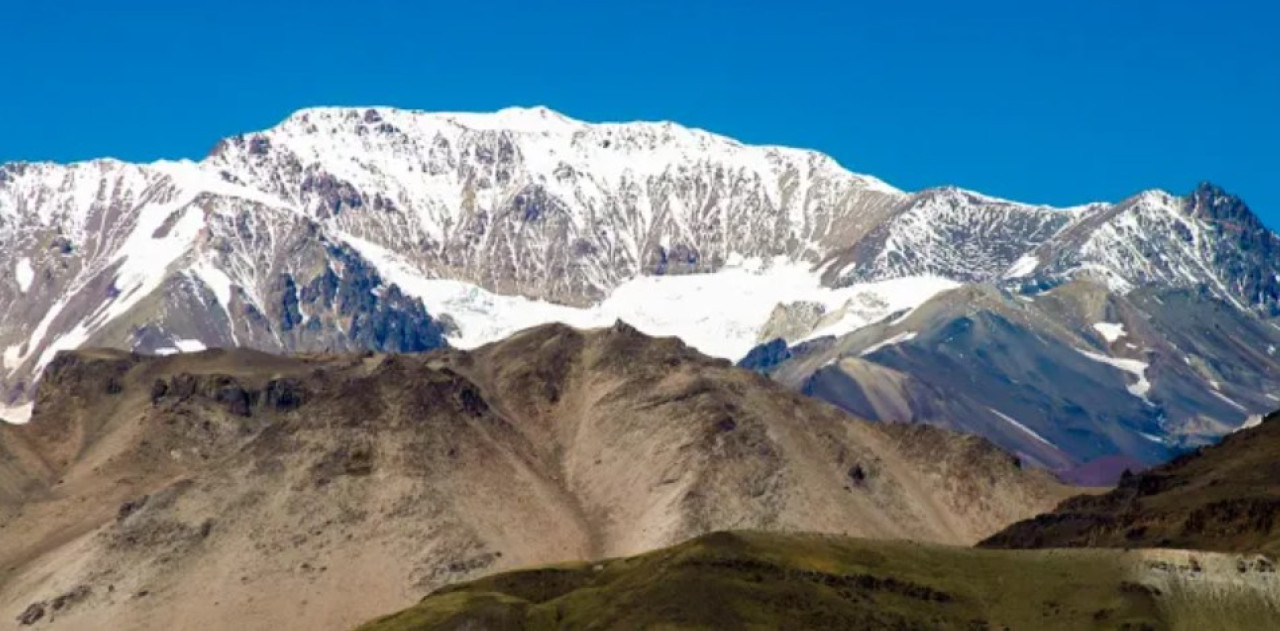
[2,1,1276,221]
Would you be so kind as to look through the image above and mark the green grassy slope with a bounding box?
[358,530,1280,630]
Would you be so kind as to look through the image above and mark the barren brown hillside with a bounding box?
[0,322,1072,630]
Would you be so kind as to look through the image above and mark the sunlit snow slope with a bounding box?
[343,231,955,358]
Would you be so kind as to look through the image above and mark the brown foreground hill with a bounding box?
[0,323,1072,630]
[982,410,1280,554]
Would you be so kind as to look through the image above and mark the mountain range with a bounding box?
[3,105,1279,479]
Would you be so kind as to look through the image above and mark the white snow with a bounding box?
[988,407,1055,447]
[1211,390,1248,413]
[0,402,33,425]
[1237,414,1264,432]
[1138,432,1166,444]
[149,159,293,209]
[261,106,905,244]
[1092,322,1126,343]
[2,345,21,375]
[191,260,235,310]
[174,339,207,353]
[812,277,959,337]
[1004,254,1040,278]
[340,232,956,360]
[442,106,587,135]
[7,104,1273,410]
[14,258,34,293]
[1128,379,1152,400]
[859,331,918,357]
[1076,348,1151,400]
[32,200,206,374]
[188,261,241,346]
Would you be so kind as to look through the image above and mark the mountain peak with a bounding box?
[269,104,585,135]
[441,105,585,133]
[1187,181,1260,228]
[1193,180,1231,198]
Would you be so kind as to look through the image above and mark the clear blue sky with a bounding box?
[2,1,1276,221]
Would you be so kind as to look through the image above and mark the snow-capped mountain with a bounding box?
[184,105,1280,323]
[204,106,904,305]
[0,158,448,412]
[820,187,1086,284]
[746,278,1280,480]
[2,106,1278,444]
[1025,185,1280,315]
[821,184,1280,318]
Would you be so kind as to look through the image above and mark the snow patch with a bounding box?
[1076,348,1151,400]
[1092,322,1126,343]
[191,260,235,310]
[1004,254,1040,278]
[15,258,34,292]
[1237,414,1264,432]
[340,232,955,360]
[988,407,1055,447]
[1138,432,1166,444]
[1211,390,1248,413]
[809,277,959,337]
[174,339,207,353]
[2,345,22,375]
[0,402,33,425]
[859,331,918,357]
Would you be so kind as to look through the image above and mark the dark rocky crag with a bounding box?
[981,409,1280,554]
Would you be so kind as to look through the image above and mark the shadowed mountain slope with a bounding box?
[750,280,1280,480]
[982,410,1280,554]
